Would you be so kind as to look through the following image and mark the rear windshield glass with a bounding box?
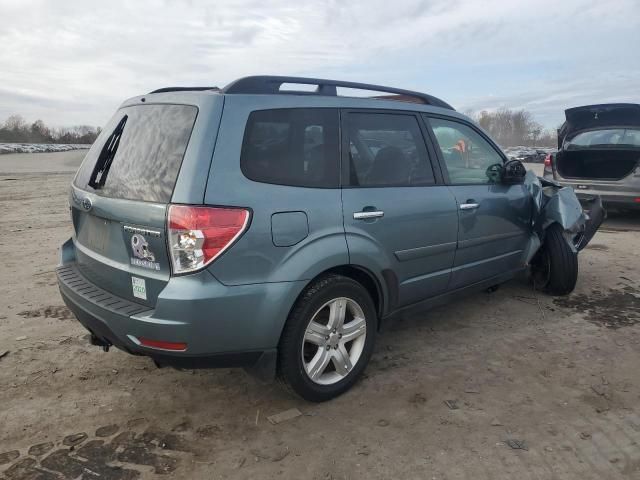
[240,108,339,188]
[74,104,197,203]
[566,129,640,149]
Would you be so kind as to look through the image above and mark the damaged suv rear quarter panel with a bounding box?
[202,95,354,287]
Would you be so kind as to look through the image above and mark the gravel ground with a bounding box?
[0,150,86,174]
[1,155,639,480]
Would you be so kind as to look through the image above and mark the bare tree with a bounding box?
[4,114,27,131]
[0,115,100,144]
[468,108,556,147]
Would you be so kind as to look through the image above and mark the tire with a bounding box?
[531,223,578,295]
[277,274,377,402]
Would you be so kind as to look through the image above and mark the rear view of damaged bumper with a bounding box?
[57,238,304,380]
[543,173,640,209]
[523,170,606,263]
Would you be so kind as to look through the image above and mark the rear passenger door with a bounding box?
[424,115,532,289]
[341,110,459,309]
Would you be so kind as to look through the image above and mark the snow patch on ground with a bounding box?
[0,143,91,155]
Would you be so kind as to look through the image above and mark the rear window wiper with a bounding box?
[88,115,128,189]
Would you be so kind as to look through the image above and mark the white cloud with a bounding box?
[0,0,637,128]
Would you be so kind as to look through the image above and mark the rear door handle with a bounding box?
[353,210,384,220]
[459,202,479,210]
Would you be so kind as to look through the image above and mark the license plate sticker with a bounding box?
[131,276,147,300]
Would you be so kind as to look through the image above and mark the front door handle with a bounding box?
[353,210,384,220]
[459,202,479,210]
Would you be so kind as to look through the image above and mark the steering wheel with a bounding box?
[485,163,503,183]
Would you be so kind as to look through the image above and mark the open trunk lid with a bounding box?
[558,103,640,147]
[70,103,198,307]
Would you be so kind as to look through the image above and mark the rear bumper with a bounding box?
[57,238,305,372]
[543,173,640,208]
[59,287,268,369]
[575,191,640,209]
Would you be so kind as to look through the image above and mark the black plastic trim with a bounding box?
[57,264,148,315]
[149,86,220,94]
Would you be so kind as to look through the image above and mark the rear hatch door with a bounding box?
[70,103,198,307]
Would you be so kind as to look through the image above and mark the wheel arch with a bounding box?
[281,264,389,339]
[324,265,385,321]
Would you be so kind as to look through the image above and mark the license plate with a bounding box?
[131,276,147,300]
[576,185,588,190]
[84,215,109,253]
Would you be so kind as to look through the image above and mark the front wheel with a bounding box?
[277,275,377,402]
[531,223,578,295]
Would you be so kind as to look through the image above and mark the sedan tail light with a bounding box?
[168,205,250,274]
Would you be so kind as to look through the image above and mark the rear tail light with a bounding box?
[168,205,250,274]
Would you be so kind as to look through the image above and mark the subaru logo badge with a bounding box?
[81,197,93,211]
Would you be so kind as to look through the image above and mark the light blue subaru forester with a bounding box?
[57,76,596,401]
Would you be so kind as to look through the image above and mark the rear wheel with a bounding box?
[531,223,578,295]
[278,274,376,402]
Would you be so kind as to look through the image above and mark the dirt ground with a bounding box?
[1,152,640,480]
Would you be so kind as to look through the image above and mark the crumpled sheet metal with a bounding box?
[523,170,604,264]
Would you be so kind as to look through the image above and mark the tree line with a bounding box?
[466,108,557,147]
[0,115,101,144]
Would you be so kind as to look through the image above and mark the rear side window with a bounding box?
[346,113,434,187]
[74,104,197,203]
[240,108,339,188]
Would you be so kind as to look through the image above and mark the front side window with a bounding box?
[566,128,640,149]
[346,113,434,187]
[428,117,503,185]
[240,108,339,188]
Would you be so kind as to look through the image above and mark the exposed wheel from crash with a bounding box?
[531,223,578,296]
[277,274,376,402]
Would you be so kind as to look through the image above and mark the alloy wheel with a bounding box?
[301,297,367,385]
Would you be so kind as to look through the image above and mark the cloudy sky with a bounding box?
[0,0,638,130]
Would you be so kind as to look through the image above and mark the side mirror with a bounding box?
[501,159,527,185]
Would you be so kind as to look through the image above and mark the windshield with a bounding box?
[565,128,640,149]
[74,104,198,203]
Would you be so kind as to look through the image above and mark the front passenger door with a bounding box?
[424,116,532,290]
